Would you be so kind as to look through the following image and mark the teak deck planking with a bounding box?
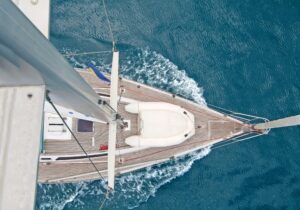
[38,71,246,183]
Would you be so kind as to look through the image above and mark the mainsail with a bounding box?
[0,0,115,122]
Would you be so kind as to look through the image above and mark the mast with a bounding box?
[1,1,48,209]
[100,0,122,189]
[0,85,45,210]
[0,0,118,209]
[107,47,119,189]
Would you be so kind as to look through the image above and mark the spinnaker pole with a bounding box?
[254,115,300,130]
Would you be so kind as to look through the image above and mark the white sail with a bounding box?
[0,85,45,210]
[11,1,108,124]
[0,0,115,122]
[12,0,50,38]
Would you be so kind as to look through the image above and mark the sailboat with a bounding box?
[0,0,299,209]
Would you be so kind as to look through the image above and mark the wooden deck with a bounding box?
[38,70,248,183]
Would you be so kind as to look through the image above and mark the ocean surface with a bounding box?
[36,0,300,209]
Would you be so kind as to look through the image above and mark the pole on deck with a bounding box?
[254,115,300,130]
[107,49,119,190]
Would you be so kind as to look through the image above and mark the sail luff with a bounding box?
[107,50,119,189]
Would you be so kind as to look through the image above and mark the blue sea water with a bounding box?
[36,0,300,209]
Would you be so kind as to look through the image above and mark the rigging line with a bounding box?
[117,87,124,106]
[99,189,110,210]
[125,87,245,126]
[212,132,266,150]
[46,94,113,209]
[207,103,239,115]
[63,50,112,57]
[46,93,107,183]
[207,103,268,121]
[94,126,109,141]
[101,0,116,48]
[62,49,132,57]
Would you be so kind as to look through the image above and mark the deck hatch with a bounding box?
[77,119,94,132]
[44,113,72,140]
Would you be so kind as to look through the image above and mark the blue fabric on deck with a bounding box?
[87,63,110,83]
